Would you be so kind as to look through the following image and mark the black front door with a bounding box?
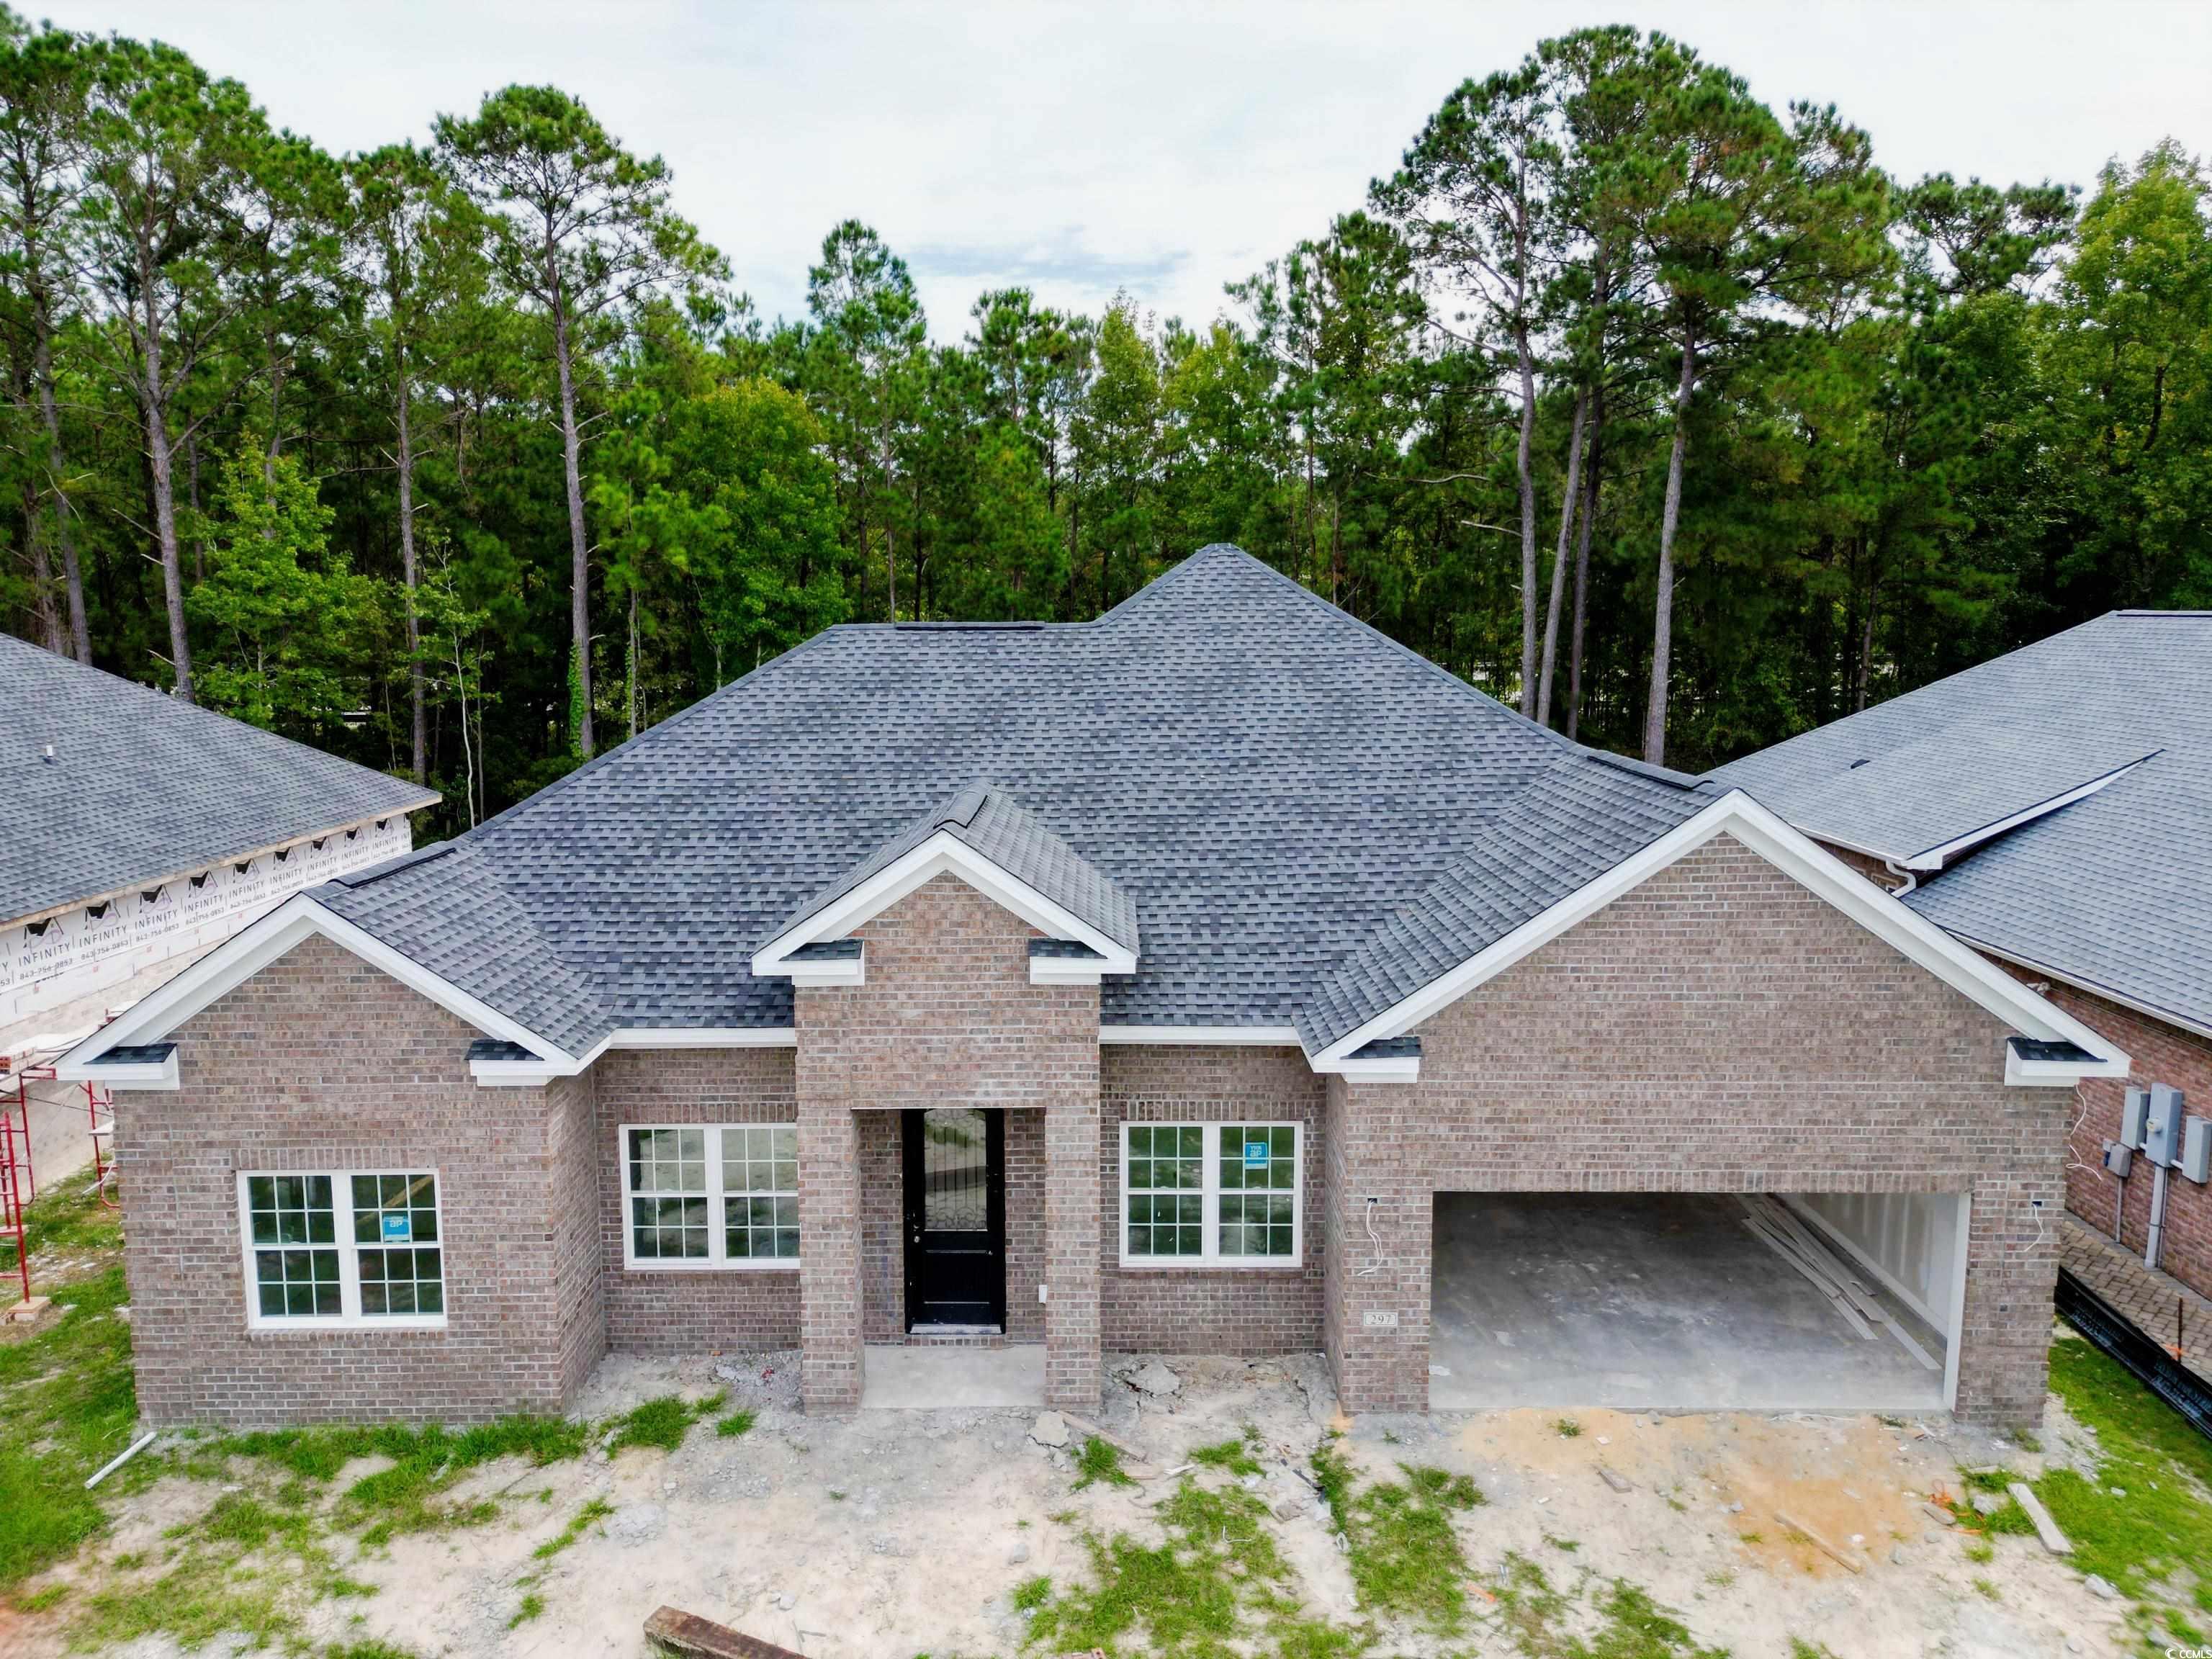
[902,1107,1005,1329]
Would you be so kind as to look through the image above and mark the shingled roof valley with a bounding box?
[2,635,439,924]
[1713,611,2212,1038]
[315,545,1718,1058]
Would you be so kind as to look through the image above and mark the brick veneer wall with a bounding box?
[590,1047,801,1353]
[1098,1045,1325,1353]
[2042,984,2212,1302]
[794,874,1100,1412]
[1323,832,2069,1427]
[117,935,593,1426]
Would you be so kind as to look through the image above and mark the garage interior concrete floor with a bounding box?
[1429,1192,1949,1413]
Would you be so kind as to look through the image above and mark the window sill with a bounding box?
[621,1259,802,1273]
[245,1318,449,1335]
[1114,1259,1306,1273]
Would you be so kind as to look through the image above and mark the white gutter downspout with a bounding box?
[1882,859,1919,896]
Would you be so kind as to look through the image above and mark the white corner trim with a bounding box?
[1902,755,2157,872]
[1097,1025,1305,1046]
[750,831,1138,979]
[54,892,578,1084]
[1305,788,2130,1085]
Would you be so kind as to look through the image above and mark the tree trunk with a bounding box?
[22,480,63,654]
[1643,336,1697,768]
[550,286,593,757]
[32,305,89,663]
[396,341,426,783]
[1536,386,1588,727]
[1567,387,1604,743]
[187,429,204,582]
[627,578,639,741]
[1514,322,1539,716]
[142,341,193,703]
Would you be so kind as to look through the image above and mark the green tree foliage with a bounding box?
[0,17,2206,832]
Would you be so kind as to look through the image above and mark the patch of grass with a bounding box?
[1964,1539,1994,1564]
[1789,1641,1840,1659]
[326,1643,422,1659]
[532,1497,613,1562]
[1190,1433,1263,1479]
[1972,1576,2000,1600]
[1310,1442,1481,1636]
[12,1582,68,1611]
[1552,1417,1583,1439]
[1025,1478,1349,1657]
[1491,1554,1727,1658]
[22,1182,125,1262]
[606,1392,719,1455]
[1071,1434,1135,1490]
[0,1263,140,1591]
[716,1408,757,1439]
[2030,1326,2212,1651]
[507,1591,545,1628]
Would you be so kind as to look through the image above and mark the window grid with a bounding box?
[620,1123,803,1270]
[238,1170,446,1328]
[721,1124,800,1261]
[627,1128,711,1261]
[1120,1123,1300,1267]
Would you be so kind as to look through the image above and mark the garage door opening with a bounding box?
[1429,1192,1966,1413]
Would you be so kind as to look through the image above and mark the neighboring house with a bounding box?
[60,547,2124,1430]
[1714,611,2212,1305]
[4,636,437,1182]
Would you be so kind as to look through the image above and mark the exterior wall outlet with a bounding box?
[1361,1310,1398,1329]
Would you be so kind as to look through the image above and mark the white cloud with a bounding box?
[37,0,2212,336]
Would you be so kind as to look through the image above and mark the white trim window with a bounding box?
[621,1123,800,1269]
[237,1170,446,1328]
[1120,1121,1301,1267]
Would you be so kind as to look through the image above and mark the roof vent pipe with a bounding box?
[42,744,54,764]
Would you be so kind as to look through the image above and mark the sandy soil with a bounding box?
[13,1348,2132,1659]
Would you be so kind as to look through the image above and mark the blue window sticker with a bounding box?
[1244,1140,1270,1169]
[381,1212,413,1244]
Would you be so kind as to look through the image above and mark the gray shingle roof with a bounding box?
[1,635,438,924]
[315,546,1719,1054]
[768,783,1139,954]
[1713,611,2212,1035]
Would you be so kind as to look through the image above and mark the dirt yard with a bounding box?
[3,1337,2156,1659]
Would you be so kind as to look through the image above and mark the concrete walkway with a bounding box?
[860,1343,1045,1409]
[1429,1192,1949,1413]
[2059,1211,2212,1385]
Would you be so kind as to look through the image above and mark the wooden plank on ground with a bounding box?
[646,1605,809,1659]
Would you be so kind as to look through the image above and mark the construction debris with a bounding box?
[1028,1411,1070,1449]
[645,1604,807,1659]
[2008,1481,2072,1555]
[1773,1509,1866,1574]
[1598,1465,1634,1493]
[1739,1197,1941,1370]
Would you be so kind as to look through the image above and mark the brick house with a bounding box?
[60,548,2126,1429]
[1716,611,2212,1308]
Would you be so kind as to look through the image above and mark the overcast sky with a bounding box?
[35,1,2212,336]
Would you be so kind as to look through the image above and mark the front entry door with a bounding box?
[903,1107,1005,1329]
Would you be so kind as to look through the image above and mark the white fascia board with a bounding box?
[82,1050,179,1089]
[1306,789,2128,1084]
[1331,1056,1421,1084]
[2005,1047,2126,1087]
[1902,756,2155,872]
[55,893,576,1085]
[1031,958,1107,985]
[1097,1025,1304,1046]
[750,830,1138,978]
[474,1025,801,1084]
[1943,935,2212,1046]
[787,948,865,987]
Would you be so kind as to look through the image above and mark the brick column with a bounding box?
[796,1097,863,1413]
[1953,1169,2062,1426]
[1045,1091,1102,1411]
[1321,1076,1431,1413]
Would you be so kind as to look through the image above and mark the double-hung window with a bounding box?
[621,1123,800,1269]
[1120,1121,1300,1267]
[238,1170,446,1328]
